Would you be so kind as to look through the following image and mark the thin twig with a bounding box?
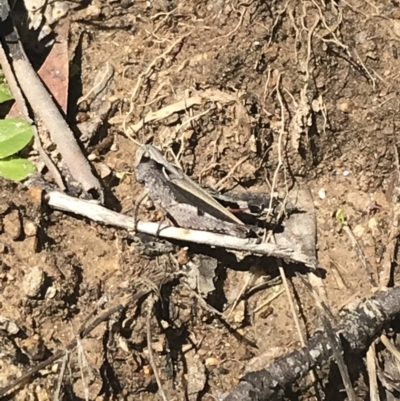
[0,12,102,195]
[366,343,379,401]
[46,191,318,268]
[53,351,70,401]
[342,225,377,287]
[297,273,357,401]
[0,27,65,190]
[146,295,168,401]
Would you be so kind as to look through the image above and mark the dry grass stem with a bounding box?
[366,343,380,401]
[380,334,400,364]
[252,288,285,314]
[342,225,377,287]
[146,295,168,401]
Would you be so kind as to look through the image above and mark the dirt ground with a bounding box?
[1,0,400,400]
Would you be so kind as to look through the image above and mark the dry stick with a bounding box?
[2,18,102,195]
[226,272,254,321]
[173,107,214,162]
[146,295,168,401]
[267,72,284,217]
[380,334,400,363]
[76,337,90,401]
[252,288,285,315]
[380,145,400,289]
[53,352,70,401]
[297,273,357,401]
[0,36,65,191]
[343,225,377,287]
[270,78,306,349]
[46,191,318,268]
[224,285,400,401]
[303,12,320,84]
[279,264,305,345]
[366,343,379,401]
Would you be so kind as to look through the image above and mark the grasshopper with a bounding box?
[134,145,250,238]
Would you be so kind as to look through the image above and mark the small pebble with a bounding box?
[22,266,45,298]
[20,334,46,361]
[318,188,326,200]
[45,286,57,299]
[205,357,220,367]
[336,98,353,113]
[0,316,20,335]
[3,210,22,240]
[24,220,37,237]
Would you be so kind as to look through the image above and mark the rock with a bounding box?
[22,266,45,298]
[20,334,47,361]
[23,220,37,237]
[0,316,20,335]
[3,210,22,240]
[45,286,57,299]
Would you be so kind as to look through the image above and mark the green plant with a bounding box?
[0,73,36,181]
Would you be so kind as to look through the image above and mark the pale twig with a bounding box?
[225,272,254,320]
[263,66,272,100]
[151,6,180,34]
[353,48,377,89]
[146,294,168,401]
[304,14,320,83]
[279,264,305,346]
[46,191,318,268]
[76,337,90,401]
[174,108,214,161]
[366,343,379,401]
[53,351,70,401]
[297,273,357,401]
[78,61,113,104]
[287,6,302,64]
[208,7,246,43]
[267,72,284,216]
[252,288,285,314]
[342,225,377,287]
[380,334,400,364]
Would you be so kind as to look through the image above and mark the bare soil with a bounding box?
[1,1,400,400]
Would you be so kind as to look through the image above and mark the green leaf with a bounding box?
[0,157,36,181]
[335,208,347,226]
[0,118,34,158]
[0,81,13,103]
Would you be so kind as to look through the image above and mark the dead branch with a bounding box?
[224,286,400,401]
[46,191,318,268]
[0,7,102,196]
[0,14,65,191]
